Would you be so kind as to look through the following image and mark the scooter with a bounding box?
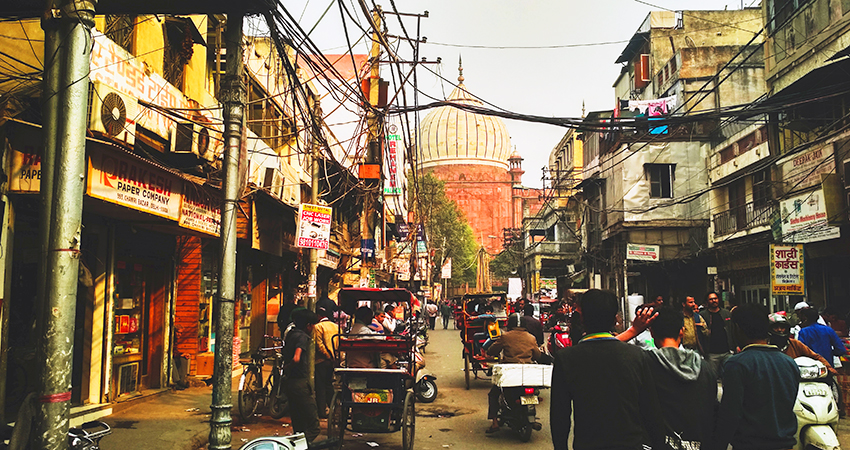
[495,386,546,442]
[402,317,438,403]
[546,321,571,355]
[793,356,840,450]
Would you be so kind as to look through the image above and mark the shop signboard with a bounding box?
[778,143,834,195]
[318,249,340,269]
[296,203,332,249]
[626,243,660,261]
[8,150,41,193]
[540,277,557,298]
[179,183,221,236]
[770,244,805,295]
[384,124,403,195]
[778,188,840,243]
[87,146,182,220]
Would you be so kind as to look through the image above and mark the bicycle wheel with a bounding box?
[401,391,415,450]
[328,391,346,450]
[268,378,288,419]
[238,367,263,421]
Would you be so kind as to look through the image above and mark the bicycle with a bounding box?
[237,335,288,422]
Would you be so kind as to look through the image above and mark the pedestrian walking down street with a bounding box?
[282,309,321,443]
[312,306,339,419]
[712,303,799,450]
[440,300,452,329]
[550,289,665,450]
[425,301,438,330]
[701,292,734,378]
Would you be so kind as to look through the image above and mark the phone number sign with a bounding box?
[296,203,332,249]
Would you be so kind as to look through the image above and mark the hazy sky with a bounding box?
[297,0,761,187]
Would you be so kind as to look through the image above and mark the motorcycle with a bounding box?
[492,364,549,442]
[546,321,571,355]
[793,356,840,450]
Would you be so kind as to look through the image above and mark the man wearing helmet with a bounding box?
[769,313,835,372]
[484,312,541,433]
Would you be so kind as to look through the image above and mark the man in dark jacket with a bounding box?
[648,307,717,449]
[282,309,320,442]
[701,292,734,378]
[550,289,665,450]
[712,303,799,450]
[521,303,544,346]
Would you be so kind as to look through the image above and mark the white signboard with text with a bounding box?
[627,243,660,261]
[779,189,841,243]
[296,203,332,249]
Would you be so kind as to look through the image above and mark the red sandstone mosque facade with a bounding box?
[417,64,543,255]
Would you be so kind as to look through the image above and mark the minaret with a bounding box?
[508,149,524,230]
[458,55,464,83]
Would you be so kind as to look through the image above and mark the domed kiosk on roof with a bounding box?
[415,59,534,256]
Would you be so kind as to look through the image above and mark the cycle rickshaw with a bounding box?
[458,292,508,389]
[328,288,417,450]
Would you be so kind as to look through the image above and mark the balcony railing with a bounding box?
[713,201,775,237]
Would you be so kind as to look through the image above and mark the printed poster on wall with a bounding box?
[87,146,182,220]
[296,203,332,249]
[770,244,805,295]
[179,183,221,236]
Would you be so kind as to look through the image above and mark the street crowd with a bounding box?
[542,289,848,450]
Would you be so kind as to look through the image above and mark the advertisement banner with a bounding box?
[540,277,558,298]
[441,258,452,279]
[626,243,660,261]
[296,203,332,249]
[87,146,182,220]
[8,150,41,193]
[770,244,805,295]
[779,189,841,243]
[384,124,403,195]
[179,184,221,236]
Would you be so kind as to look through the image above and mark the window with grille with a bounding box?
[752,169,771,209]
[645,164,675,198]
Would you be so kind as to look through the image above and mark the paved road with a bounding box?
[328,325,552,450]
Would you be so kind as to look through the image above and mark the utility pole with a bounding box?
[306,94,322,387]
[360,6,382,289]
[209,12,244,450]
[33,0,95,447]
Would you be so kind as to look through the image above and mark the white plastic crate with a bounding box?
[492,363,552,387]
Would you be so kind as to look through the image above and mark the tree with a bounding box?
[412,172,477,285]
[490,241,523,281]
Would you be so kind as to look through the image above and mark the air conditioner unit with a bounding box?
[170,121,214,162]
[262,166,283,198]
[88,81,137,147]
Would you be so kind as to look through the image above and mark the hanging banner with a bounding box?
[296,203,332,249]
[507,278,523,300]
[179,184,221,236]
[384,124,403,195]
[87,146,182,220]
[441,258,452,279]
[770,244,805,295]
[626,243,660,261]
[779,189,840,243]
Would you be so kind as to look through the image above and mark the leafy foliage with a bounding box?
[490,241,523,281]
[413,172,477,285]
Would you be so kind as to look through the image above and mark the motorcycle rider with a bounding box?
[484,313,541,434]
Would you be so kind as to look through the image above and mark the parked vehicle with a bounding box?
[793,356,840,450]
[68,421,112,450]
[458,293,508,389]
[1,394,111,450]
[546,321,572,355]
[491,364,549,442]
[237,335,287,421]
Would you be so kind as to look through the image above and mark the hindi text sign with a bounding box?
[770,244,805,295]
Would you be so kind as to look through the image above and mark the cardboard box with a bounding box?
[196,352,215,376]
[492,364,552,388]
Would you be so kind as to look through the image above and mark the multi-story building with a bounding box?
[579,8,765,315]
[522,128,583,298]
[0,13,359,424]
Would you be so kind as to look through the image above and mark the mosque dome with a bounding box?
[416,61,512,170]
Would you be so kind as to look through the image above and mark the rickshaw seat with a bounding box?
[337,336,412,354]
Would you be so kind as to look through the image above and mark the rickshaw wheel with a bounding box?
[402,391,415,450]
[463,354,471,390]
[328,391,346,449]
